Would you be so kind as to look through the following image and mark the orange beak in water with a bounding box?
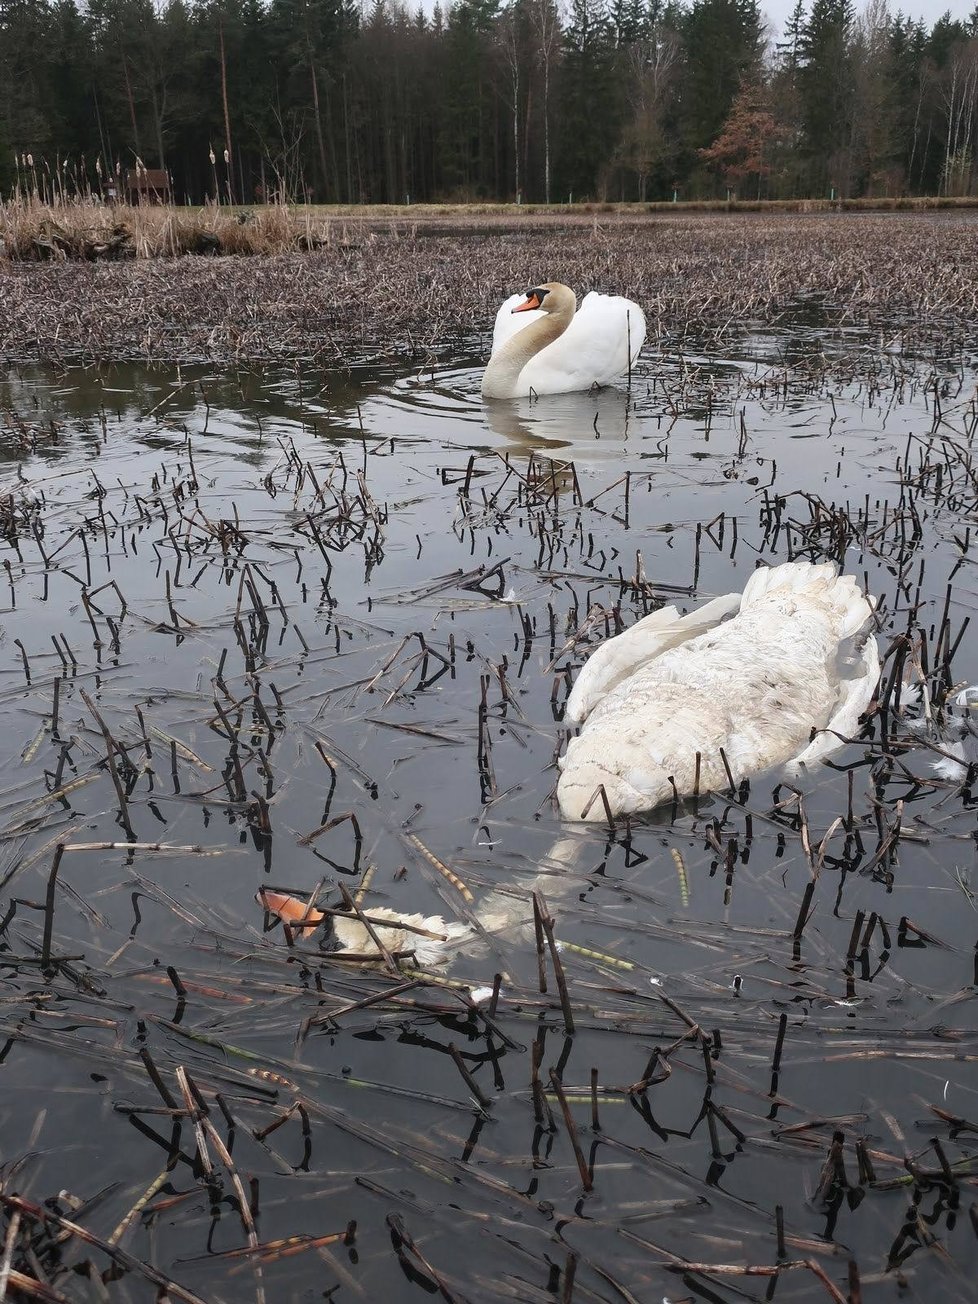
[257,887,325,931]
[513,290,542,313]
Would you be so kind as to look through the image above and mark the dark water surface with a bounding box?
[1,327,977,1302]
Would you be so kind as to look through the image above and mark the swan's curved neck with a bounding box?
[483,297,575,398]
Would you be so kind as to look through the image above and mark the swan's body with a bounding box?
[558,561,880,821]
[481,282,646,399]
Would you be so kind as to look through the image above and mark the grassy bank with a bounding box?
[2,210,977,366]
[2,196,978,262]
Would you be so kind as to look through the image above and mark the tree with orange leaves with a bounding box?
[698,81,785,197]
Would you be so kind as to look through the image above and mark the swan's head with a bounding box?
[513,282,575,315]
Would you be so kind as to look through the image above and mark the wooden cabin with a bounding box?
[125,169,171,205]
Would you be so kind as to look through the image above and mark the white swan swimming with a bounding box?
[481,282,646,399]
[557,561,880,821]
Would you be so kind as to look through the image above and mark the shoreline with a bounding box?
[2,212,977,368]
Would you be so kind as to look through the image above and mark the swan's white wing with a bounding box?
[741,560,876,638]
[567,591,742,723]
[786,634,880,768]
[520,293,646,396]
[490,293,543,359]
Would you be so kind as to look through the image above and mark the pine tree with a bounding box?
[434,0,502,197]
[776,0,806,70]
[682,0,763,157]
[798,0,855,194]
[557,0,619,198]
[0,0,58,162]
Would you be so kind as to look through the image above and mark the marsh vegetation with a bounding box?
[3,209,978,366]
[1,213,978,1301]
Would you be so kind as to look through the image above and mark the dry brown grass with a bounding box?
[4,195,978,263]
[2,210,978,366]
[0,198,343,260]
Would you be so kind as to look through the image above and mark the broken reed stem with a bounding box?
[579,781,615,825]
[630,1046,666,1093]
[548,1069,593,1192]
[40,841,65,972]
[532,893,548,994]
[139,1047,180,1111]
[814,1130,847,1204]
[562,1251,578,1304]
[298,808,361,847]
[386,1213,461,1303]
[770,1012,788,1093]
[488,972,502,1019]
[208,1225,356,1265]
[792,881,816,940]
[448,1043,492,1110]
[175,1065,213,1177]
[534,891,575,1035]
[0,1210,22,1302]
[0,1192,211,1304]
[655,1256,848,1302]
[199,1109,261,1253]
[79,687,135,840]
[13,638,30,684]
[403,831,474,903]
[718,746,735,793]
[336,881,400,974]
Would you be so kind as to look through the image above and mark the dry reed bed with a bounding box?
[2,213,978,366]
[3,197,978,262]
[0,199,318,260]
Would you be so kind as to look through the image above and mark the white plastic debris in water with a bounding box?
[954,685,978,710]
[500,588,517,603]
[469,986,496,1004]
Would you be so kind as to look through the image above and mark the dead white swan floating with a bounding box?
[557,560,881,821]
[481,282,646,400]
[257,564,880,971]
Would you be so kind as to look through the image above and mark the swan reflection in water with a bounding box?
[482,384,640,465]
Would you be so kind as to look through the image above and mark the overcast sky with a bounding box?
[760,0,971,39]
[416,0,975,36]
[414,1,974,42]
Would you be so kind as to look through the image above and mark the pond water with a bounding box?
[1,325,977,1302]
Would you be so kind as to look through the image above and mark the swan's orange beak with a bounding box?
[257,887,325,931]
[513,291,542,313]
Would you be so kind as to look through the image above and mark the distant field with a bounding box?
[2,208,977,366]
[274,195,978,217]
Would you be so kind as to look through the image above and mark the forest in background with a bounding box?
[1,0,977,207]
